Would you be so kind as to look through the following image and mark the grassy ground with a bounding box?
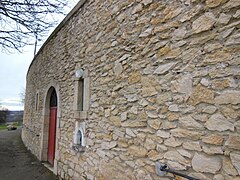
[0,122,22,130]
[0,124,7,130]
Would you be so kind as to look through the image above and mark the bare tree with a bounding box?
[0,0,72,53]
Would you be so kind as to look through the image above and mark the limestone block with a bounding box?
[141,0,153,6]
[223,0,240,10]
[225,135,240,150]
[215,90,240,105]
[139,27,153,38]
[126,128,136,138]
[128,145,148,157]
[164,137,182,147]
[179,116,204,130]
[144,138,156,150]
[202,146,223,155]
[183,141,202,151]
[217,13,232,25]
[147,150,163,161]
[202,134,224,145]
[172,74,192,96]
[202,105,217,114]
[131,4,143,14]
[206,0,224,7]
[128,71,141,84]
[223,157,238,176]
[141,86,158,97]
[156,93,172,104]
[168,161,187,170]
[147,119,161,130]
[192,153,221,173]
[230,153,240,175]
[124,94,139,102]
[113,62,123,75]
[188,84,214,105]
[180,5,202,22]
[192,12,215,34]
[177,149,192,158]
[164,150,190,166]
[205,113,234,132]
[121,121,147,127]
[156,130,170,138]
[153,62,177,75]
[171,128,204,140]
[172,26,187,40]
[109,116,121,126]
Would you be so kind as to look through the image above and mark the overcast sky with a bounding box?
[0,1,78,111]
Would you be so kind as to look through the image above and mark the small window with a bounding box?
[78,79,84,111]
[35,92,39,111]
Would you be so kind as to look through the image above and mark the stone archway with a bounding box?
[40,85,60,171]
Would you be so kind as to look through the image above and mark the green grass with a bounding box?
[0,122,22,130]
[0,124,7,130]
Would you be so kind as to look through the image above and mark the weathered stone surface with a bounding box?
[217,13,232,25]
[202,134,224,145]
[141,86,158,97]
[192,153,221,173]
[203,50,232,65]
[126,128,136,138]
[177,149,192,158]
[215,90,240,105]
[205,113,234,132]
[179,116,204,130]
[171,128,203,140]
[168,161,187,170]
[147,119,161,130]
[156,93,172,104]
[230,153,240,175]
[188,84,214,105]
[206,0,224,7]
[113,62,123,75]
[202,146,223,155]
[144,138,156,150]
[101,141,117,150]
[154,62,177,75]
[223,0,240,9]
[128,145,148,157]
[156,130,170,138]
[225,135,240,150]
[164,137,182,147]
[23,0,240,178]
[192,12,216,33]
[121,121,147,128]
[147,150,163,161]
[223,157,238,176]
[202,105,217,114]
[109,116,121,126]
[183,141,202,151]
[164,151,190,166]
[172,74,192,97]
[128,71,141,84]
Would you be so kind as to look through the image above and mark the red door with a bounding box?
[47,107,57,165]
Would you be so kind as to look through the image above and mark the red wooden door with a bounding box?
[47,107,57,165]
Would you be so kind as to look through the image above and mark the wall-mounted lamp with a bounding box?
[75,68,84,78]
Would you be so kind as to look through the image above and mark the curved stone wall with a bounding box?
[23,0,240,179]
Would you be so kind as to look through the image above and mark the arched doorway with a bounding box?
[47,88,57,165]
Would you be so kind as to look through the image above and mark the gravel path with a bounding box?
[0,128,57,180]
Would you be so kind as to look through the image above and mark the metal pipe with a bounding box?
[156,162,199,180]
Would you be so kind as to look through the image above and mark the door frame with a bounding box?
[40,82,61,174]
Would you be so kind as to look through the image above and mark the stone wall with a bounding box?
[23,0,240,179]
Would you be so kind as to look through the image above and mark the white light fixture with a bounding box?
[75,69,84,78]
